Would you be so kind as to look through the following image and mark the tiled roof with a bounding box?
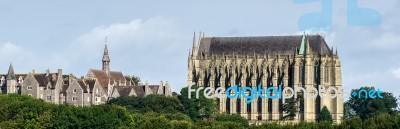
[110,71,125,83]
[89,69,110,90]
[198,35,332,56]
[114,86,133,97]
[33,73,59,88]
[149,85,159,94]
[77,80,87,92]
[89,69,127,91]
[133,86,145,97]
[85,79,96,93]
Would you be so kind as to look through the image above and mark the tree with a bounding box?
[178,85,217,121]
[317,106,333,123]
[282,94,298,120]
[346,87,398,120]
[131,75,140,85]
[343,101,356,119]
[107,94,184,114]
[215,114,248,127]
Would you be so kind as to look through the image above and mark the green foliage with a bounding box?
[317,106,333,123]
[131,75,141,85]
[107,94,184,114]
[214,113,249,127]
[4,85,400,129]
[282,96,298,120]
[346,87,398,120]
[178,85,218,121]
[170,120,192,129]
[0,94,131,129]
[343,101,357,119]
[137,114,172,129]
[340,117,363,129]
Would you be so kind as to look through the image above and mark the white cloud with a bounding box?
[0,41,24,55]
[392,68,400,79]
[371,32,400,51]
[0,41,38,73]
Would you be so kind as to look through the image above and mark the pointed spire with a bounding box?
[299,32,306,55]
[102,44,110,62]
[102,37,111,76]
[306,34,312,55]
[192,32,197,50]
[197,32,202,48]
[7,63,16,80]
[335,47,339,57]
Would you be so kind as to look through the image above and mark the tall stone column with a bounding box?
[262,95,268,120]
[272,66,279,120]
[241,94,248,119]
[231,97,237,114]
[251,89,258,120]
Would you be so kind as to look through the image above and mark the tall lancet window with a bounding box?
[314,62,320,85]
[324,65,329,83]
[299,62,304,84]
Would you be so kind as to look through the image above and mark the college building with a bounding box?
[0,44,172,106]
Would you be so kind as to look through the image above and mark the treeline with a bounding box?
[0,93,248,129]
[1,86,399,129]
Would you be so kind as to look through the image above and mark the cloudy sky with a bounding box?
[0,0,399,97]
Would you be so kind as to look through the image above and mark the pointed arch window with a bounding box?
[299,62,304,84]
[314,62,320,84]
[324,65,329,83]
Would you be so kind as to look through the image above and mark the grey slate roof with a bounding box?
[133,86,145,96]
[149,85,159,93]
[198,35,332,56]
[33,73,59,88]
[114,86,133,97]
[7,64,16,80]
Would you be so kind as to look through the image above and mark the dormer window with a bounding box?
[18,76,23,83]
[0,76,5,85]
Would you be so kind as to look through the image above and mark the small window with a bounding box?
[73,89,77,93]
[27,86,32,90]
[73,96,78,101]
[28,94,32,97]
[46,96,52,101]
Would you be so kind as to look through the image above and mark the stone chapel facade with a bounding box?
[187,33,343,123]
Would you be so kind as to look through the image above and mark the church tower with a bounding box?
[6,63,17,94]
[102,44,110,76]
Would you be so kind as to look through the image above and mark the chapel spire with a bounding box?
[102,37,111,76]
